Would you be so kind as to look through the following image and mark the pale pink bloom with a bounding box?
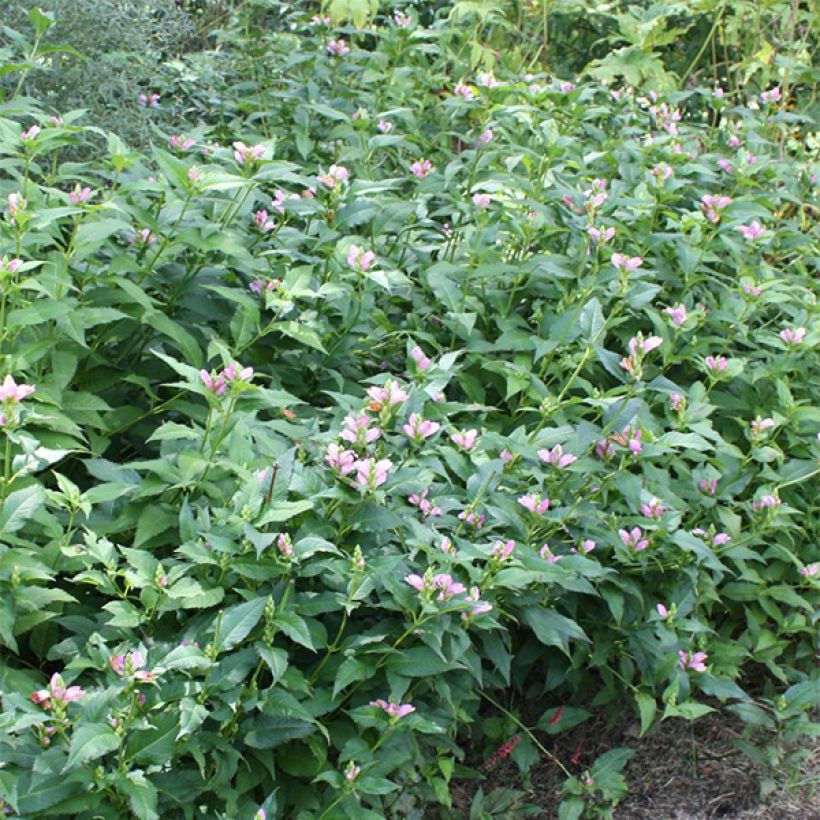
[432,391,445,403]
[678,650,708,672]
[641,497,664,519]
[6,192,26,222]
[743,282,761,297]
[627,427,642,455]
[345,763,361,782]
[462,586,493,620]
[170,135,195,151]
[433,572,465,600]
[69,186,94,205]
[472,193,491,208]
[799,563,819,577]
[21,125,41,142]
[233,141,266,165]
[222,362,253,383]
[254,210,276,232]
[393,10,412,27]
[518,494,550,514]
[611,253,643,272]
[539,544,562,563]
[408,488,442,518]
[0,374,35,403]
[370,699,415,719]
[31,673,86,710]
[652,162,673,182]
[200,369,227,396]
[619,527,649,551]
[0,257,22,274]
[451,429,478,450]
[377,119,393,133]
[611,88,623,101]
[751,417,775,436]
[704,355,728,373]
[327,39,351,56]
[277,533,294,558]
[131,228,157,247]
[353,458,392,489]
[454,83,474,100]
[410,345,432,371]
[477,72,500,88]
[587,225,616,244]
[595,439,615,459]
[577,539,596,554]
[752,494,781,511]
[403,412,440,441]
[138,92,160,108]
[341,412,381,445]
[311,14,331,24]
[779,327,806,346]
[492,539,515,561]
[325,443,356,475]
[738,221,764,241]
[559,81,575,93]
[440,537,455,554]
[670,393,685,412]
[717,158,733,173]
[187,164,201,181]
[629,335,663,355]
[249,278,280,294]
[500,449,513,462]
[698,478,718,495]
[538,444,577,468]
[712,532,731,546]
[619,355,636,374]
[410,159,433,179]
[760,86,781,104]
[347,244,376,272]
[656,603,669,618]
[50,116,64,126]
[109,651,156,682]
[366,380,408,406]
[714,87,724,99]
[478,129,494,144]
[664,304,687,326]
[701,194,732,223]
[316,165,350,189]
[459,509,485,529]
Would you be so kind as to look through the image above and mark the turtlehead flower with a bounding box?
[641,497,664,519]
[344,762,361,782]
[704,355,728,373]
[347,244,376,272]
[377,119,393,133]
[366,379,408,407]
[403,413,440,441]
[341,412,381,445]
[651,162,673,182]
[410,345,431,371]
[0,374,35,403]
[656,603,669,618]
[717,158,734,173]
[492,539,515,561]
[619,527,649,551]
[451,429,479,451]
[611,253,643,272]
[538,444,577,468]
[109,651,157,682]
[327,38,351,56]
[7,192,26,223]
[743,281,761,297]
[595,438,615,459]
[277,533,294,558]
[478,128,494,144]
[249,278,281,294]
[701,194,732,223]
[751,417,776,436]
[69,185,94,205]
[752,494,781,511]
[254,210,276,232]
[500,449,513,462]
[629,335,663,355]
[233,141,266,166]
[325,443,356,475]
[576,539,596,554]
[738,222,764,241]
[138,92,160,108]
[459,509,485,529]
[670,393,685,412]
[408,488,442,518]
[0,257,23,274]
[410,159,433,179]
[463,586,492,620]
[518,494,550,514]
[318,164,349,189]
[433,572,466,600]
[678,650,708,672]
[779,327,806,346]
[200,369,227,396]
[588,225,616,244]
[760,86,781,104]
[799,563,819,577]
[664,304,687,326]
[559,81,576,93]
[353,458,392,489]
[222,362,253,383]
[712,532,731,546]
[454,82,475,100]
[393,10,412,27]
[477,72,500,87]
[370,699,415,719]
[539,544,562,563]
[31,673,85,710]
[131,228,158,247]
[472,193,491,208]
[21,125,41,142]
[698,478,718,495]
[440,537,455,555]
[170,135,195,151]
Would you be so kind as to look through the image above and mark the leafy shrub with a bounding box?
[0,6,817,819]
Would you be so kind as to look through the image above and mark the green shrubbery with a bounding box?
[0,3,817,818]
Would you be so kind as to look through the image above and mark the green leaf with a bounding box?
[218,597,268,652]
[120,772,159,820]
[276,321,326,352]
[635,692,656,736]
[126,713,178,765]
[0,485,46,536]
[65,724,121,770]
[522,607,589,653]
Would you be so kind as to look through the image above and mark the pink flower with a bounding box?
[50,116,64,126]
[459,509,485,529]
[500,449,513,462]
[559,81,575,93]
[760,86,781,104]
[701,194,732,223]
[712,532,731,546]
[595,439,615,460]
[779,327,806,346]
[704,355,728,373]
[664,304,687,326]
[698,478,718,495]
[587,225,616,244]
[0,257,22,274]
[0,374,35,403]
[109,651,156,682]
[651,163,673,182]
[233,141,266,165]
[478,129,494,144]
[451,429,478,451]
[222,362,253,383]
[347,244,376,272]
[254,210,276,233]
[325,443,356,475]
[410,345,431,371]
[462,586,493,620]
[619,527,649,551]
[21,125,41,142]
[327,38,351,56]
[538,444,577,468]
[611,253,643,272]
[345,763,361,782]
[393,10,412,27]
[577,539,596,554]
[138,92,160,108]
[130,228,157,247]
[277,533,294,558]
[200,369,227,396]
[751,417,776,436]
[738,222,764,241]
[170,135,195,151]
[477,72,500,87]
[410,159,433,179]
[318,164,349,189]
[187,167,200,182]
[440,537,455,554]
[377,119,393,133]
[403,412,440,441]
[31,673,85,710]
[366,379,408,407]
[353,458,392,489]
[627,427,642,455]
[752,494,781,511]
[539,544,562,563]
[69,186,94,205]
[472,193,491,208]
[670,393,685,412]
[408,489,442,519]
[729,134,741,148]
[370,699,415,719]
[492,539,515,561]
[433,572,466,600]
[717,158,734,174]
[518,494,550,514]
[656,603,669,618]
[628,335,663,355]
[454,83,475,100]
[641,497,664,519]
[743,282,761,297]
[678,650,708,672]
[341,412,381,445]
[7,192,26,223]
[799,563,819,577]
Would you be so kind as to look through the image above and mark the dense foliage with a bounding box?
[0,3,817,818]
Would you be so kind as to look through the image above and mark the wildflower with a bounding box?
[477,72,500,87]
[717,158,734,173]
[410,345,432,371]
[743,281,762,297]
[698,479,718,495]
[584,179,608,210]
[738,222,764,241]
[641,497,664,519]
[404,574,425,591]
[540,544,562,563]
[69,185,94,205]
[587,225,616,244]
[249,278,280,294]
[752,494,781,511]
[629,335,663,355]
[678,650,708,672]
[200,369,227,396]
[353,457,392,489]
[492,539,515,561]
[6,192,26,223]
[664,304,687,326]
[0,257,22,275]
[440,537,455,555]
[341,412,381,446]
[138,92,160,108]
[595,438,615,459]
[619,527,649,551]
[222,363,253,383]
[483,735,521,770]
[109,651,157,682]
[254,810,266,820]
[50,116,64,126]
[366,379,408,407]
[402,412,440,441]
[626,427,642,455]
[712,532,731,546]
[459,509,485,529]
[704,355,728,373]
[370,699,415,719]
[577,539,596,554]
[318,164,349,189]
[310,14,331,24]
[701,194,732,223]
[433,572,466,600]
[0,374,35,403]
[344,762,362,782]
[538,444,577,468]
[652,162,673,182]
[327,39,351,56]
[799,563,819,577]
[559,81,575,93]
[325,443,356,476]
[408,488,442,519]
[472,193,491,208]
[347,244,376,272]
[779,327,806,346]
[30,673,85,710]
[500,449,513,462]
[410,159,433,179]
[377,119,393,133]
[759,86,781,104]
[611,253,643,272]
[451,429,479,451]
[393,10,412,27]
[21,125,41,142]
[276,533,294,559]
[454,82,475,100]
[254,210,276,233]
[131,228,158,248]
[518,494,550,514]
[478,128,493,144]
[656,603,669,618]
[233,141,266,166]
[170,135,195,151]
[751,417,776,436]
